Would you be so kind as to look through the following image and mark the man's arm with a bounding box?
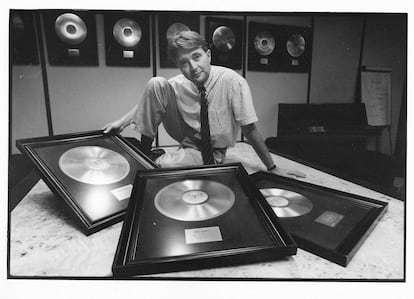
[102,104,139,134]
[241,123,275,170]
[241,123,306,178]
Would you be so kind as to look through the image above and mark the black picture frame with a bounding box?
[104,12,151,67]
[16,130,158,235]
[158,12,200,68]
[248,22,312,73]
[249,171,388,266]
[42,10,99,66]
[112,163,297,276]
[206,17,243,70]
[10,10,39,66]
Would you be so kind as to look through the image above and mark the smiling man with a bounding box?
[103,31,304,178]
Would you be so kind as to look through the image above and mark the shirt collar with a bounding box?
[190,66,214,94]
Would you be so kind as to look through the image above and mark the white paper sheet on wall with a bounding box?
[361,70,392,126]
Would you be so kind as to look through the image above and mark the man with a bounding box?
[103,31,305,178]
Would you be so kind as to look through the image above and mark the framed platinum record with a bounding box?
[16,130,158,235]
[249,171,388,266]
[205,17,243,70]
[104,12,151,67]
[248,22,312,73]
[42,10,99,66]
[112,163,297,276]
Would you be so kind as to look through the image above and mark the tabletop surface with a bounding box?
[8,142,404,279]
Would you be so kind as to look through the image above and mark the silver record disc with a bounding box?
[166,23,190,41]
[59,146,130,185]
[55,13,87,45]
[212,26,236,53]
[113,18,142,48]
[254,31,275,56]
[260,188,312,217]
[286,34,306,57]
[154,179,235,221]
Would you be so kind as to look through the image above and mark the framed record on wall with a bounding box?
[104,12,150,67]
[206,17,243,70]
[158,12,200,68]
[16,130,157,235]
[112,163,297,276]
[10,10,39,65]
[249,171,388,266]
[42,11,98,66]
[248,22,312,72]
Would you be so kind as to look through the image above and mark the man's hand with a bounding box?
[102,119,129,134]
[270,166,306,178]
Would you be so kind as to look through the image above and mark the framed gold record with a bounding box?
[104,12,151,67]
[112,163,297,276]
[158,12,200,68]
[206,17,243,70]
[250,171,388,266]
[16,130,157,235]
[42,10,98,66]
[248,22,312,72]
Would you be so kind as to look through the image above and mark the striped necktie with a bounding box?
[199,86,215,165]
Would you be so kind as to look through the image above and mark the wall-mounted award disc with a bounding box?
[212,26,236,53]
[113,18,142,48]
[54,13,87,45]
[254,31,275,56]
[286,34,306,57]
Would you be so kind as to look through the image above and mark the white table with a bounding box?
[9,142,404,279]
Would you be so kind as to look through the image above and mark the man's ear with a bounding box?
[206,49,212,62]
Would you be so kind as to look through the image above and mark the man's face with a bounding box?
[175,47,211,87]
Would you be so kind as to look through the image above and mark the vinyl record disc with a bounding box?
[286,34,306,57]
[254,31,275,56]
[154,179,235,221]
[260,188,312,217]
[59,146,130,185]
[113,18,142,48]
[55,13,87,45]
[212,26,236,53]
[166,23,190,41]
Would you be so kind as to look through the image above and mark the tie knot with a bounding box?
[198,86,206,94]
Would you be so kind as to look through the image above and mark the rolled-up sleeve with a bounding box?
[231,77,258,127]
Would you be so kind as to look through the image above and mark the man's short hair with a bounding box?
[167,31,209,64]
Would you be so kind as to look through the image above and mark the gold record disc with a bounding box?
[254,31,275,56]
[166,23,190,42]
[212,26,236,53]
[59,146,130,185]
[154,179,235,221]
[55,13,87,45]
[260,188,312,217]
[113,18,142,48]
[286,34,306,57]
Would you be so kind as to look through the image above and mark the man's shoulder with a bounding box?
[211,65,244,82]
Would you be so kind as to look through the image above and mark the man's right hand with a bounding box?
[102,119,128,134]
